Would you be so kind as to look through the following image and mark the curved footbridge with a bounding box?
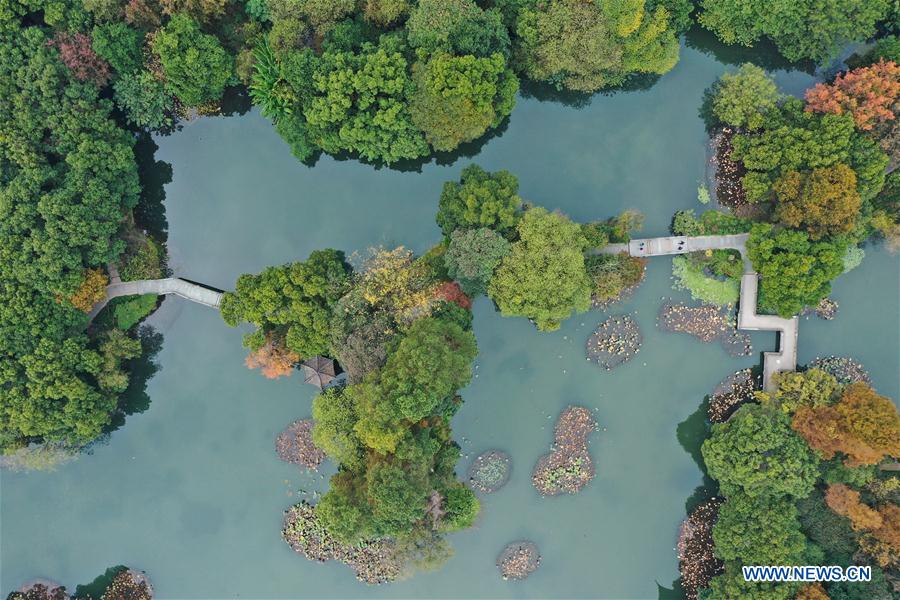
[87,278,224,322]
[599,233,798,392]
[92,232,797,392]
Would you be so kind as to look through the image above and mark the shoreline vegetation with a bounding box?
[7,568,153,600]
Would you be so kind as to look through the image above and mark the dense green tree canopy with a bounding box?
[713,492,809,565]
[220,249,352,357]
[489,207,592,331]
[153,15,234,106]
[436,165,522,237]
[698,0,892,62]
[512,0,681,92]
[409,52,518,152]
[746,224,846,317]
[702,403,819,499]
[444,227,512,296]
[732,99,888,204]
[710,63,781,129]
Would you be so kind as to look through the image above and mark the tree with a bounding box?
[513,0,680,92]
[406,0,508,56]
[732,98,888,204]
[436,165,521,237]
[796,584,829,600]
[244,335,299,379]
[792,383,900,466]
[756,369,840,414]
[92,23,143,75]
[69,269,109,313]
[773,164,862,239]
[377,317,477,422]
[746,224,846,317]
[713,492,808,565]
[312,386,364,468]
[702,404,819,499]
[440,484,480,531]
[301,39,429,164]
[824,484,883,531]
[49,32,111,87]
[220,249,352,357]
[113,71,175,130]
[364,0,409,26]
[698,0,891,62]
[489,208,592,331]
[153,15,234,106]
[711,63,781,129]
[796,490,859,565]
[367,462,429,535]
[444,227,511,296]
[356,247,435,323]
[409,52,518,152]
[859,503,900,569]
[705,561,799,600]
[806,60,900,131]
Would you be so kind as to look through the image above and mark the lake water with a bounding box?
[2,36,897,599]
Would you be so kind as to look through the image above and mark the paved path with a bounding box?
[598,233,796,391]
[88,278,224,322]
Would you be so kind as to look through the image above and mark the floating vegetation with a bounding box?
[677,498,725,600]
[657,303,751,357]
[586,315,642,370]
[275,419,325,470]
[533,406,596,496]
[102,570,153,600]
[802,297,838,320]
[496,541,541,581]
[708,369,757,423]
[468,450,512,494]
[7,581,68,600]
[808,356,871,386]
[282,503,401,585]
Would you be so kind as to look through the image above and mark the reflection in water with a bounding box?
[685,26,816,74]
[132,133,172,243]
[102,326,165,437]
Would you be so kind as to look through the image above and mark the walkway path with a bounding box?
[92,232,797,391]
[599,233,797,391]
[88,278,224,322]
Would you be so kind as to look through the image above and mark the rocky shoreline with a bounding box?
[708,368,757,423]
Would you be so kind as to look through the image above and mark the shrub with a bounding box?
[114,294,158,330]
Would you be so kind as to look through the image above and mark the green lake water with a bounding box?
[2,37,898,599]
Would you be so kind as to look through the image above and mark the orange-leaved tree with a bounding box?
[69,268,109,312]
[805,60,900,131]
[824,484,883,530]
[773,164,861,239]
[245,335,299,379]
[792,382,900,466]
[860,503,900,569]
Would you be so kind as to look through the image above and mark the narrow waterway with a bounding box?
[2,38,897,599]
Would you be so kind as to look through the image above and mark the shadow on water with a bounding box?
[132,133,172,243]
[685,25,816,74]
[102,326,165,436]
[676,395,719,514]
[72,565,128,600]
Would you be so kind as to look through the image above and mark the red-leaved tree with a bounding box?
[433,281,472,310]
[48,32,110,87]
[805,60,900,131]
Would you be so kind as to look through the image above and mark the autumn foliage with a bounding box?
[773,164,861,239]
[825,484,883,530]
[69,268,109,313]
[48,32,111,87]
[433,281,471,310]
[245,336,299,379]
[806,60,900,131]
[792,383,900,466]
[860,503,900,569]
[795,583,829,600]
